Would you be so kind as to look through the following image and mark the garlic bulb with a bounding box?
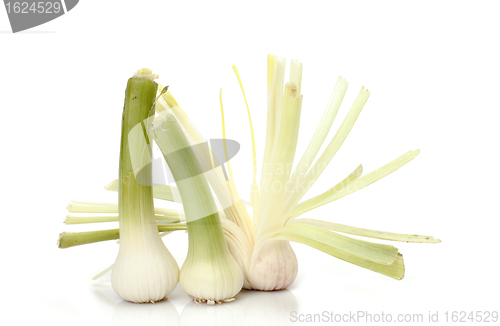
[111,215,179,303]
[247,241,298,291]
[179,220,245,303]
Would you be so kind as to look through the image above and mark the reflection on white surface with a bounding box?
[110,289,298,326]
[113,300,180,326]
[181,290,298,326]
[180,298,243,325]
[244,289,298,325]
[93,289,118,309]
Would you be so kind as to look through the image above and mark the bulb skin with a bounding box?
[179,217,244,302]
[111,235,179,303]
[246,240,298,291]
[179,246,244,302]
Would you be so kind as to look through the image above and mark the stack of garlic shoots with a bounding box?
[58,57,440,299]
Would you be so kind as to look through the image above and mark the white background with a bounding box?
[1,1,499,325]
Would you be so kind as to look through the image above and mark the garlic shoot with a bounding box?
[110,69,178,303]
[152,112,244,302]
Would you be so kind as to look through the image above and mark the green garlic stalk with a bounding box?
[111,69,179,303]
[152,112,243,304]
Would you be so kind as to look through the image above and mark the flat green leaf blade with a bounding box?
[67,199,180,216]
[293,219,441,243]
[274,233,405,280]
[283,150,419,224]
[57,224,186,248]
[286,77,348,205]
[274,223,399,265]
